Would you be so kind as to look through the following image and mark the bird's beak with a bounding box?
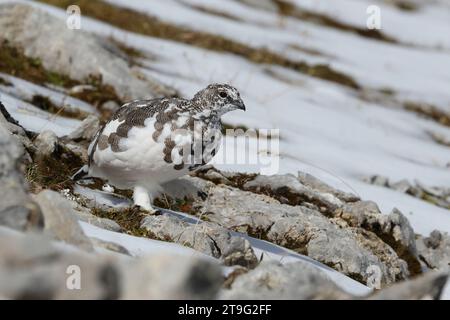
[236,100,246,111]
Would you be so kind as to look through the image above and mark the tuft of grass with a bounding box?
[37,0,360,89]
[193,166,257,188]
[25,145,84,193]
[271,0,398,44]
[154,195,196,214]
[91,206,149,237]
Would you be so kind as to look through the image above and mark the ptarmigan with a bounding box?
[74,83,246,213]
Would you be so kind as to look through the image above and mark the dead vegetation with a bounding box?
[25,145,84,194]
[108,37,147,67]
[271,0,398,44]
[404,101,450,127]
[180,2,243,22]
[91,206,150,237]
[391,1,419,12]
[38,0,360,90]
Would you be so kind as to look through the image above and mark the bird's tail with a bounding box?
[72,165,90,181]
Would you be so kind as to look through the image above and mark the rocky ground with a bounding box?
[1,100,449,299]
[1,1,450,299]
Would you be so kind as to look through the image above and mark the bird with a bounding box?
[73,83,246,213]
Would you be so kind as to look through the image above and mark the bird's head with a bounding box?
[192,83,246,117]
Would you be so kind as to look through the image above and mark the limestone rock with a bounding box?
[335,203,421,275]
[121,254,222,299]
[32,190,93,252]
[297,171,360,203]
[194,183,408,286]
[34,130,58,157]
[0,117,43,231]
[220,261,351,299]
[67,115,100,142]
[417,230,450,270]
[368,271,448,300]
[141,213,258,268]
[0,227,120,299]
[243,174,343,213]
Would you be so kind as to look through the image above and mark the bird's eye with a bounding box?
[219,91,228,99]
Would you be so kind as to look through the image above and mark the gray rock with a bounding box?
[101,100,120,112]
[0,3,176,100]
[63,142,89,163]
[0,117,43,231]
[389,179,412,193]
[67,115,99,141]
[370,175,389,187]
[0,226,223,299]
[121,254,222,299]
[220,261,351,300]
[195,183,408,286]
[34,130,58,157]
[368,271,448,300]
[141,213,258,268]
[0,227,120,299]
[162,176,214,200]
[297,171,360,202]
[365,175,450,210]
[75,211,122,233]
[0,104,34,152]
[335,203,421,275]
[243,174,343,213]
[417,230,450,270]
[32,190,93,252]
[202,169,232,185]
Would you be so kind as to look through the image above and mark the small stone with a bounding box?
[68,115,100,141]
[368,271,448,300]
[220,261,351,300]
[32,190,93,251]
[34,130,58,157]
[390,179,412,193]
[370,175,389,187]
[101,100,120,112]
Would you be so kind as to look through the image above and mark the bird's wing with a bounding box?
[88,98,186,166]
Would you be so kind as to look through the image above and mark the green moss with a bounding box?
[38,0,360,89]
